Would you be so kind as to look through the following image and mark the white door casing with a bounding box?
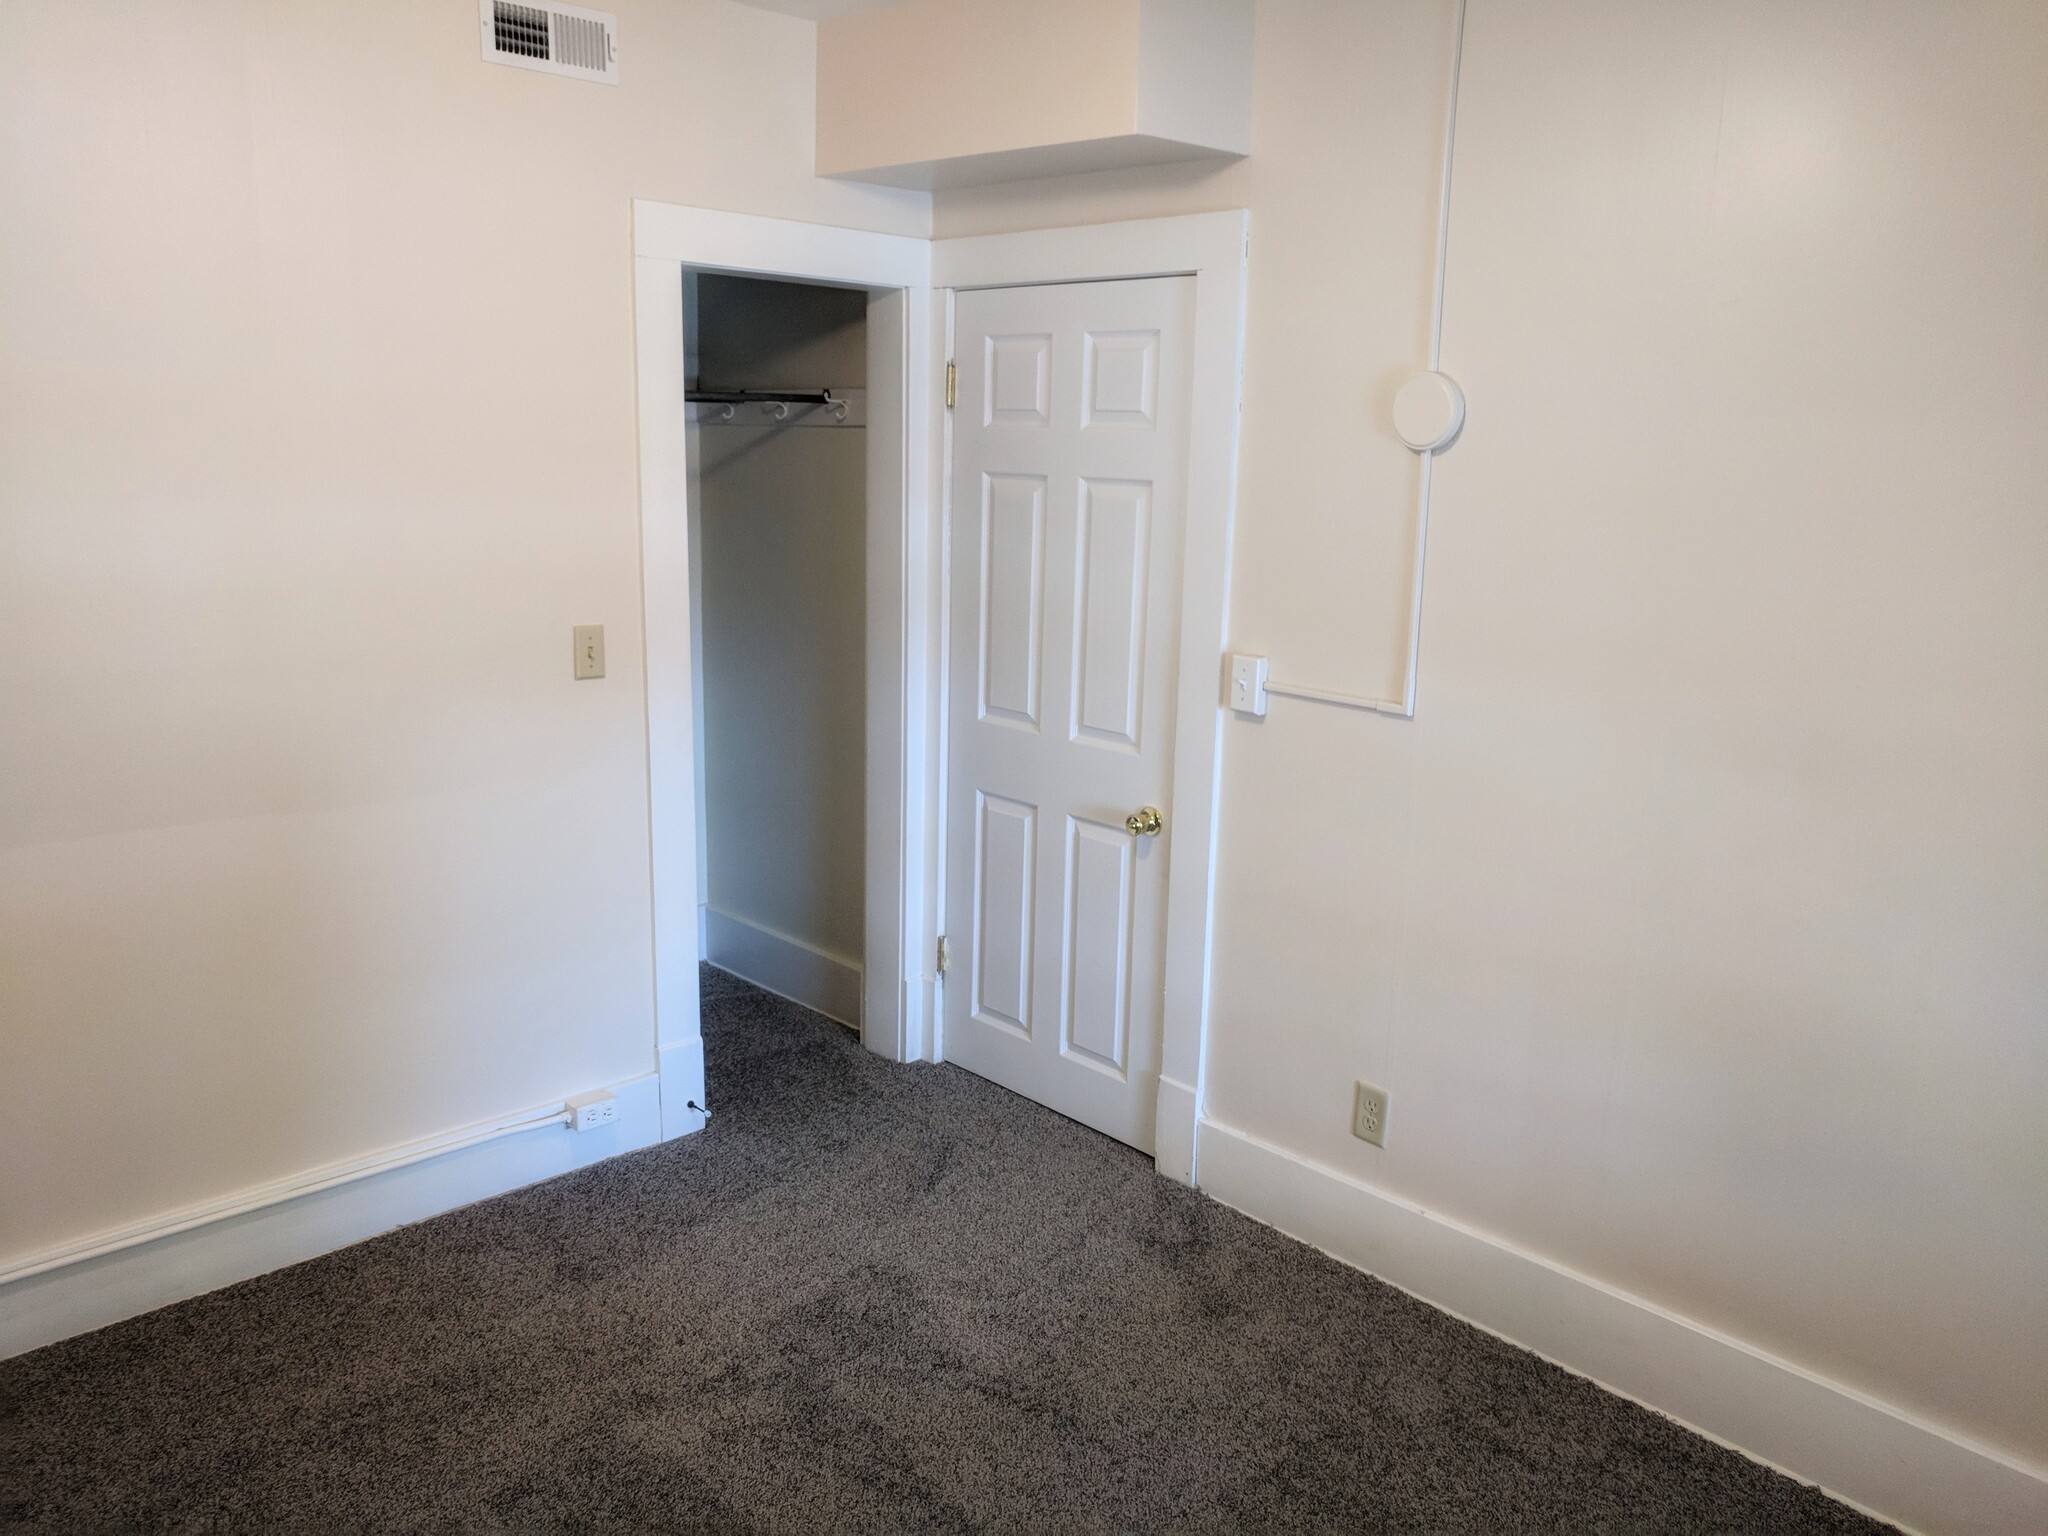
[633,201,934,1127]
[944,276,1197,1153]
[633,205,1247,1177]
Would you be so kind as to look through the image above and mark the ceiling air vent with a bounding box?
[480,0,617,84]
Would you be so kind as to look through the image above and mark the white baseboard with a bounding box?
[704,906,863,1028]
[1153,1075,1197,1186]
[1194,1116,2048,1536]
[917,974,941,1063]
[659,1036,709,1137]
[1,1072,664,1360]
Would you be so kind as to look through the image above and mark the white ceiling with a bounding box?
[725,0,908,18]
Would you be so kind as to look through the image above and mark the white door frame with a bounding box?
[632,201,935,1138]
[932,211,1250,1184]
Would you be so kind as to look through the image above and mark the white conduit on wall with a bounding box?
[1264,0,1468,719]
[0,1101,578,1286]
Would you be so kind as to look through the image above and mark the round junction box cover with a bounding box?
[1393,371,1466,451]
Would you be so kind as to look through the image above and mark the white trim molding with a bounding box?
[2,1072,663,1360]
[704,907,864,1029]
[658,1035,708,1141]
[1195,1116,2048,1536]
[1153,1076,1199,1187]
[635,202,929,289]
[933,212,1250,1185]
[631,201,934,1082]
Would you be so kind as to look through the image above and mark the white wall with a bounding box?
[817,0,1142,177]
[6,0,2044,1513]
[692,276,868,991]
[934,0,2048,1486]
[0,0,924,1270]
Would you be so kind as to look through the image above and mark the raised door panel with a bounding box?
[1071,477,1151,751]
[978,473,1046,729]
[1082,329,1160,429]
[1062,816,1134,1074]
[972,793,1036,1037]
[985,332,1051,426]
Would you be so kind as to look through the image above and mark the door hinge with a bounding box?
[944,359,956,409]
[935,935,951,975]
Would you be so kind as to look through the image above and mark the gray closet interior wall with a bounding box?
[687,273,866,1024]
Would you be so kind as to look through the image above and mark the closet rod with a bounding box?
[685,387,837,405]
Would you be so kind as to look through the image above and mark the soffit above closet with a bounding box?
[811,0,1253,191]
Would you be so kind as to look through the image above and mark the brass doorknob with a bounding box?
[1125,806,1164,837]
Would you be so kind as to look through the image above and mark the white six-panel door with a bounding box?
[944,276,1196,1153]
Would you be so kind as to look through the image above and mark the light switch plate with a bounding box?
[573,624,605,679]
[1229,653,1269,716]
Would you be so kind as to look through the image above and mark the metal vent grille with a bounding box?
[481,0,617,84]
[493,3,549,59]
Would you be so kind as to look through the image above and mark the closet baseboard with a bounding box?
[704,907,863,1029]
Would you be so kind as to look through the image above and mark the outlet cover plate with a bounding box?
[1352,1081,1389,1147]
[566,1088,619,1131]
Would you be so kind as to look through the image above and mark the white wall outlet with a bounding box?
[573,624,605,679]
[1351,1081,1389,1147]
[1229,653,1269,716]
[566,1088,618,1131]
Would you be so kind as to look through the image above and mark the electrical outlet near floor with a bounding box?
[566,1088,619,1132]
[1351,1081,1389,1147]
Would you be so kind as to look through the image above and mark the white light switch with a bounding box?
[573,625,605,680]
[1229,653,1269,716]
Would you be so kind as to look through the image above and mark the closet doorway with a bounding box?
[686,275,869,1031]
[631,202,935,1139]
[633,203,1244,1182]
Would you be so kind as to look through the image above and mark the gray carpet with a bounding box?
[2,967,1890,1534]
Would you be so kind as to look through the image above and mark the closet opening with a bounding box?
[684,272,873,1037]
